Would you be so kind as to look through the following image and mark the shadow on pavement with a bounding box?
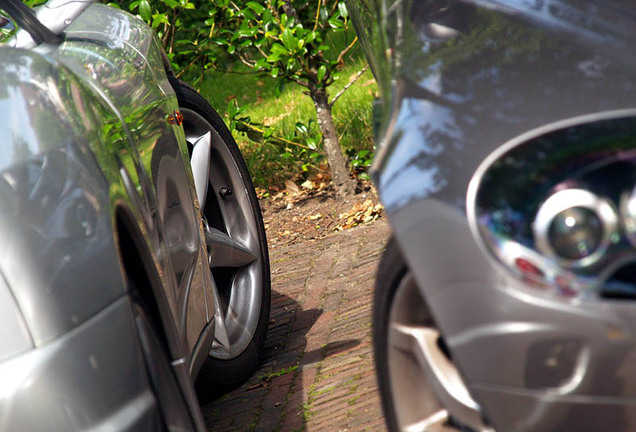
[198,289,360,431]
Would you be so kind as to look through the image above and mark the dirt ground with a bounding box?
[257,176,385,248]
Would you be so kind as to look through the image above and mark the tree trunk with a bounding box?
[309,84,356,197]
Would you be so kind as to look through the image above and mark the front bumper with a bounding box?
[391,197,636,432]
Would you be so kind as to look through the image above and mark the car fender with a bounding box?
[0,47,130,345]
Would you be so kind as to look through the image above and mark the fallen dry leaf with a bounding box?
[285,180,300,195]
[334,200,384,231]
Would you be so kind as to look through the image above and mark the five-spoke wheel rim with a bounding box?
[183,107,264,360]
[387,273,492,432]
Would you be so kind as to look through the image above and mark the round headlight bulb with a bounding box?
[534,189,618,268]
[548,207,603,260]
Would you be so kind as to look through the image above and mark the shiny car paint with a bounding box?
[350,0,636,431]
[0,2,233,430]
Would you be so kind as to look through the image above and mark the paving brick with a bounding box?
[281,388,305,432]
[203,219,390,432]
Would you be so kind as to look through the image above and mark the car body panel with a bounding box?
[0,47,126,345]
[373,0,636,215]
[0,271,33,362]
[0,297,163,431]
[350,0,636,430]
[55,3,214,356]
[0,3,218,430]
[0,2,215,359]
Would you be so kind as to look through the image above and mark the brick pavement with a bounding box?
[203,218,391,431]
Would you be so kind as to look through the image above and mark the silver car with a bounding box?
[0,1,270,430]
[349,0,636,431]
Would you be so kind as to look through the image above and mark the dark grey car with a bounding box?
[0,1,270,430]
[349,1,636,431]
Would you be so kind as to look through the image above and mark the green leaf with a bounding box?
[270,43,288,54]
[138,0,152,21]
[227,101,239,119]
[328,16,343,29]
[162,0,179,8]
[338,2,349,19]
[281,27,297,51]
[307,137,318,150]
[246,1,265,14]
[255,58,269,69]
[305,31,317,44]
[317,65,326,82]
[152,13,169,29]
[319,6,329,21]
[237,27,257,38]
[295,122,308,135]
[271,67,279,78]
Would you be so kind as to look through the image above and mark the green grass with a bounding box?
[198,57,378,189]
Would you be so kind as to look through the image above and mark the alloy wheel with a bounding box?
[387,272,493,432]
[183,107,265,360]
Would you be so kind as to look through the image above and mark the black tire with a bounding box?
[170,78,271,389]
[374,236,434,431]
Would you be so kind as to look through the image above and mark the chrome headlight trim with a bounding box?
[533,189,618,269]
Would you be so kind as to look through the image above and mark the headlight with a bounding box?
[468,111,636,299]
[533,189,618,267]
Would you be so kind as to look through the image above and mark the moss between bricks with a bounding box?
[258,365,298,382]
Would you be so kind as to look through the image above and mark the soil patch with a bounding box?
[258,177,384,248]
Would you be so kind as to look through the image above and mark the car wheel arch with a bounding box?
[114,205,184,362]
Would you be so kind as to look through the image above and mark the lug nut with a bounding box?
[219,187,233,198]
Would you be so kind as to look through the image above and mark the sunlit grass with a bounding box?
[199,57,378,189]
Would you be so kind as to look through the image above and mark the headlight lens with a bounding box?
[548,207,603,260]
[533,189,618,268]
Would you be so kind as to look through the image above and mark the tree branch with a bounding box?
[175,54,205,79]
[237,53,256,68]
[329,64,370,108]
[237,121,312,150]
[286,75,310,88]
[335,36,358,66]
[313,0,322,32]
